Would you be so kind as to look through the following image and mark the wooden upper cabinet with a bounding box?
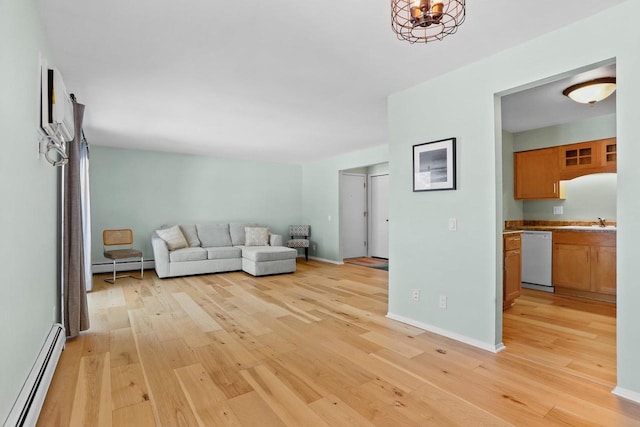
[559,138,617,180]
[599,138,617,171]
[514,147,561,200]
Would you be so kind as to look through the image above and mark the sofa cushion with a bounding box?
[156,225,188,251]
[229,222,258,246]
[245,227,269,246]
[241,246,297,262]
[179,224,201,247]
[169,247,207,262]
[196,223,232,247]
[206,246,242,260]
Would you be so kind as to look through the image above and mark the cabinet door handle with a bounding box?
[596,249,599,263]
[586,251,589,264]
[553,183,557,194]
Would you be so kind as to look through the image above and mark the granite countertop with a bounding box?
[504,220,617,234]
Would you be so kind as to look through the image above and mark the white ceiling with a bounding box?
[36,0,627,163]
[502,63,616,133]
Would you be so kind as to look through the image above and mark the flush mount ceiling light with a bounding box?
[562,77,617,104]
[391,0,466,44]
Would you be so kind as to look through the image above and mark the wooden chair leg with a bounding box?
[305,247,308,261]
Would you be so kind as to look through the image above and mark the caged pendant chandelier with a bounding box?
[391,0,466,44]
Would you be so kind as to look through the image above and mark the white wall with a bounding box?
[389,1,640,397]
[0,0,59,421]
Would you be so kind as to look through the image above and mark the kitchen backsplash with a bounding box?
[522,173,616,221]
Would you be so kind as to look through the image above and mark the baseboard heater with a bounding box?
[92,259,155,274]
[4,324,65,427]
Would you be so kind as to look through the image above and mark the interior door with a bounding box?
[369,174,389,259]
[341,173,367,259]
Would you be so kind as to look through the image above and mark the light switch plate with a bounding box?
[553,206,563,215]
[448,218,457,231]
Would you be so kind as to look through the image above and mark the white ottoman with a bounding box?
[241,246,297,276]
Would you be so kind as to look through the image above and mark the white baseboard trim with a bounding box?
[386,312,503,353]
[92,260,155,274]
[612,386,640,403]
[308,256,343,265]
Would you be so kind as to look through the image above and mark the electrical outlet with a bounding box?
[438,295,447,309]
[313,244,317,251]
[412,289,420,301]
[328,215,332,221]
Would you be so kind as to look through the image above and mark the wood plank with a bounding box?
[175,363,243,426]
[227,391,286,427]
[359,331,423,358]
[69,353,112,427]
[172,291,223,332]
[112,401,156,427]
[110,362,149,411]
[309,394,376,427]
[110,327,140,368]
[240,365,330,427]
[134,332,200,426]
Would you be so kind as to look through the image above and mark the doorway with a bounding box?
[497,60,617,385]
[341,173,367,259]
[340,163,390,262]
[369,173,389,259]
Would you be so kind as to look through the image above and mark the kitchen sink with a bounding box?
[559,225,616,230]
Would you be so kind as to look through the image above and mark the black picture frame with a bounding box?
[413,137,456,191]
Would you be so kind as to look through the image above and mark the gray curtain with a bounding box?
[63,99,90,338]
[80,135,92,292]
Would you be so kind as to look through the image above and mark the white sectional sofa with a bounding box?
[151,222,297,278]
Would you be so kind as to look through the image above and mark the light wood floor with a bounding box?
[39,261,640,426]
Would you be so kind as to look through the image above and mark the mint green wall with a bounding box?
[301,145,388,261]
[368,162,389,176]
[513,114,616,151]
[0,0,58,421]
[523,174,616,221]
[90,146,302,264]
[502,131,523,220]
[389,1,640,395]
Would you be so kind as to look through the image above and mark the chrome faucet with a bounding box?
[598,217,606,227]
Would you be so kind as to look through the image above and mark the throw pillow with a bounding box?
[196,223,232,247]
[245,227,269,246]
[179,224,201,247]
[156,225,188,251]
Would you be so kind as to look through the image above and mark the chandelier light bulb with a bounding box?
[392,0,466,44]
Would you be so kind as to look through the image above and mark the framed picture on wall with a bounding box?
[413,138,456,191]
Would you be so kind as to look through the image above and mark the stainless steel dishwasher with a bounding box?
[521,231,553,292]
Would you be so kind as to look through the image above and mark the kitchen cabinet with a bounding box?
[503,233,521,309]
[591,245,616,295]
[552,231,616,301]
[559,137,617,180]
[514,147,563,200]
[599,138,617,170]
[514,138,616,200]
